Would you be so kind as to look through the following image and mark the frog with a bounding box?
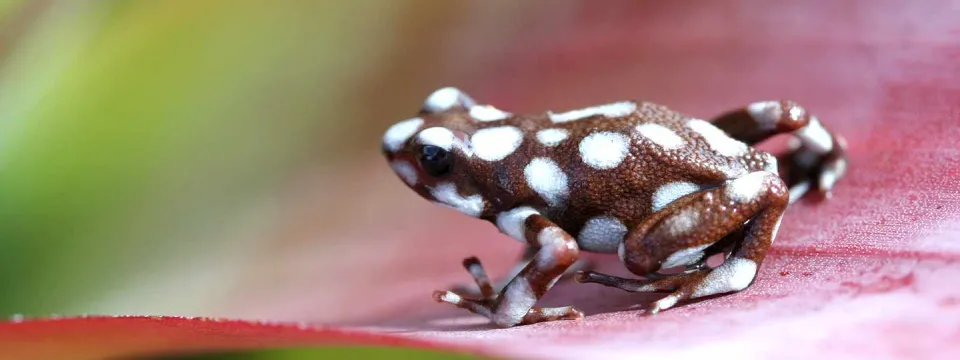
[380,87,848,328]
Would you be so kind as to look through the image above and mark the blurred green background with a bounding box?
[0,0,527,318]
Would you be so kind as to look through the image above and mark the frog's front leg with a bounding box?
[451,245,594,297]
[434,209,584,327]
[710,100,849,202]
[576,171,789,314]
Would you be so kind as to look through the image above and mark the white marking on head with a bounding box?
[661,242,712,270]
[691,258,758,298]
[687,119,749,157]
[579,131,630,170]
[745,101,782,130]
[496,207,539,243]
[471,126,524,161]
[796,117,834,154]
[577,216,628,253]
[635,123,684,150]
[423,87,475,112]
[536,128,569,147]
[652,181,701,212]
[770,214,785,244]
[524,158,569,207]
[417,127,456,150]
[536,227,567,267]
[383,117,424,152]
[727,171,769,203]
[617,242,627,262]
[390,160,418,186]
[548,101,637,123]
[469,105,511,122]
[496,276,536,325]
[430,182,485,217]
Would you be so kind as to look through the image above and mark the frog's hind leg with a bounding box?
[576,171,789,314]
[709,100,849,203]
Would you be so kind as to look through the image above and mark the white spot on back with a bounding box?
[635,123,684,150]
[577,216,628,253]
[431,182,485,217]
[524,158,569,207]
[746,101,781,130]
[727,171,769,203]
[471,126,524,161]
[390,160,418,185]
[692,257,758,298]
[469,105,511,122]
[417,127,456,151]
[383,117,423,152]
[652,181,701,212]
[796,117,833,154]
[548,101,637,123]
[536,128,569,147]
[688,119,749,157]
[496,207,539,243]
[661,242,712,270]
[423,87,475,112]
[579,131,630,169]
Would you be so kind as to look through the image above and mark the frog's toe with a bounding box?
[518,306,585,326]
[646,293,683,315]
[574,270,671,292]
[433,290,495,318]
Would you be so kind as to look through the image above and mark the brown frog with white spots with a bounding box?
[381,87,848,328]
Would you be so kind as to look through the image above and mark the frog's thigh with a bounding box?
[619,171,787,280]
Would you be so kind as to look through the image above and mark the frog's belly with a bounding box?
[574,215,627,253]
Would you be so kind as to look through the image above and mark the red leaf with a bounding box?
[0,316,485,359]
[4,1,960,359]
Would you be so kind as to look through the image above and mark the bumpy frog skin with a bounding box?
[381,87,848,328]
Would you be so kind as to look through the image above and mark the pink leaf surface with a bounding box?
[5,1,960,359]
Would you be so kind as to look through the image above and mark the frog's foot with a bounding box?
[784,129,848,202]
[433,290,584,324]
[434,255,583,327]
[450,252,594,298]
[709,100,849,202]
[574,269,713,314]
[432,216,587,327]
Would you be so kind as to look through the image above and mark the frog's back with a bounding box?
[476,100,775,245]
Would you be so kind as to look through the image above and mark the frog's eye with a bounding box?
[418,145,453,177]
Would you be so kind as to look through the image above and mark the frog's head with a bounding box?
[381,87,516,218]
